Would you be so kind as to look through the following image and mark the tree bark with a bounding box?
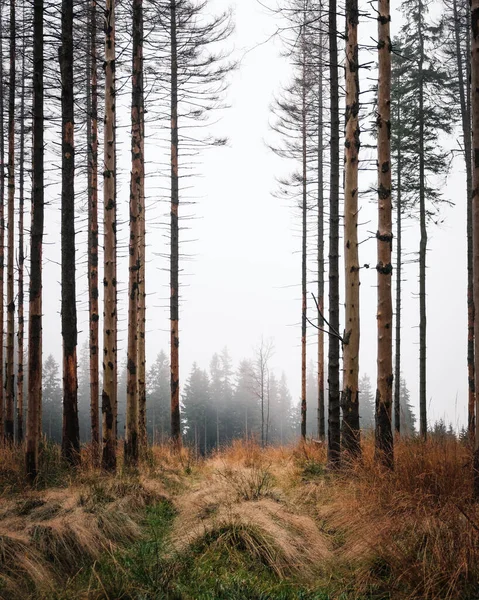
[125,0,143,467]
[394,90,402,436]
[102,0,117,471]
[26,0,44,481]
[471,0,479,498]
[5,0,15,443]
[0,0,5,446]
[453,0,475,441]
[87,0,100,451]
[342,0,361,457]
[170,1,181,447]
[418,0,427,439]
[17,5,25,444]
[317,22,325,442]
[60,0,80,465]
[375,0,393,468]
[327,0,341,468]
[300,18,307,440]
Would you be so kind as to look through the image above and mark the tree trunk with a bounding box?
[327,0,341,468]
[5,0,15,443]
[87,0,100,451]
[342,0,361,457]
[17,6,25,444]
[170,1,181,447]
[60,0,80,465]
[300,20,307,441]
[418,0,427,439]
[375,0,393,468]
[394,91,402,436]
[0,0,5,446]
[471,0,479,498]
[453,0,475,440]
[138,15,146,454]
[26,0,44,481]
[125,0,143,467]
[102,0,117,471]
[317,23,325,442]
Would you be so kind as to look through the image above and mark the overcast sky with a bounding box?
[38,0,467,430]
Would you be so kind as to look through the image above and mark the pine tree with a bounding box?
[392,3,454,438]
[146,351,169,443]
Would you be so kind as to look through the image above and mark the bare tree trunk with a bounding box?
[5,0,15,443]
[101,0,117,471]
[125,0,143,467]
[137,19,147,454]
[26,0,44,480]
[327,0,341,468]
[342,0,361,457]
[17,6,25,444]
[453,0,475,440]
[375,0,393,468]
[300,22,307,440]
[87,0,100,450]
[394,105,402,436]
[472,0,479,498]
[0,0,5,446]
[170,1,181,447]
[418,0,427,439]
[60,0,80,465]
[317,24,325,442]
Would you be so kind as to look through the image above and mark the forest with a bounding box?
[0,0,478,597]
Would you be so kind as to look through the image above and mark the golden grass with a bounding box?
[0,436,478,599]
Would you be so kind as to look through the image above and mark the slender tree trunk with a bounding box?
[170,1,181,446]
[418,1,427,439]
[472,0,479,498]
[327,0,341,468]
[342,0,361,457]
[317,24,325,441]
[17,8,25,444]
[0,0,5,446]
[375,0,393,468]
[394,96,402,435]
[87,0,100,450]
[301,21,307,441]
[102,0,117,471]
[5,0,15,443]
[26,0,44,481]
[138,22,146,454]
[60,0,80,465]
[453,0,475,440]
[125,0,143,467]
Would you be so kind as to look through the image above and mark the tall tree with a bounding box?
[26,0,44,480]
[472,0,479,497]
[0,0,5,445]
[5,0,15,442]
[342,0,361,457]
[375,0,394,467]
[17,1,26,443]
[443,0,474,438]
[393,1,453,438]
[328,0,341,467]
[125,0,144,466]
[60,0,80,464]
[150,1,234,446]
[102,0,117,471]
[87,0,100,451]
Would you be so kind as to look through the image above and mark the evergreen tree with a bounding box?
[359,374,375,431]
[182,363,213,455]
[146,351,170,443]
[42,355,62,443]
[232,359,261,441]
[392,0,454,438]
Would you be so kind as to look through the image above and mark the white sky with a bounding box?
[39,0,467,430]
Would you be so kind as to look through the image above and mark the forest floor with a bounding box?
[0,437,478,600]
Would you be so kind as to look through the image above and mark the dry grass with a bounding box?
[0,437,478,599]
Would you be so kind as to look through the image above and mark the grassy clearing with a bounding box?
[0,437,478,599]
